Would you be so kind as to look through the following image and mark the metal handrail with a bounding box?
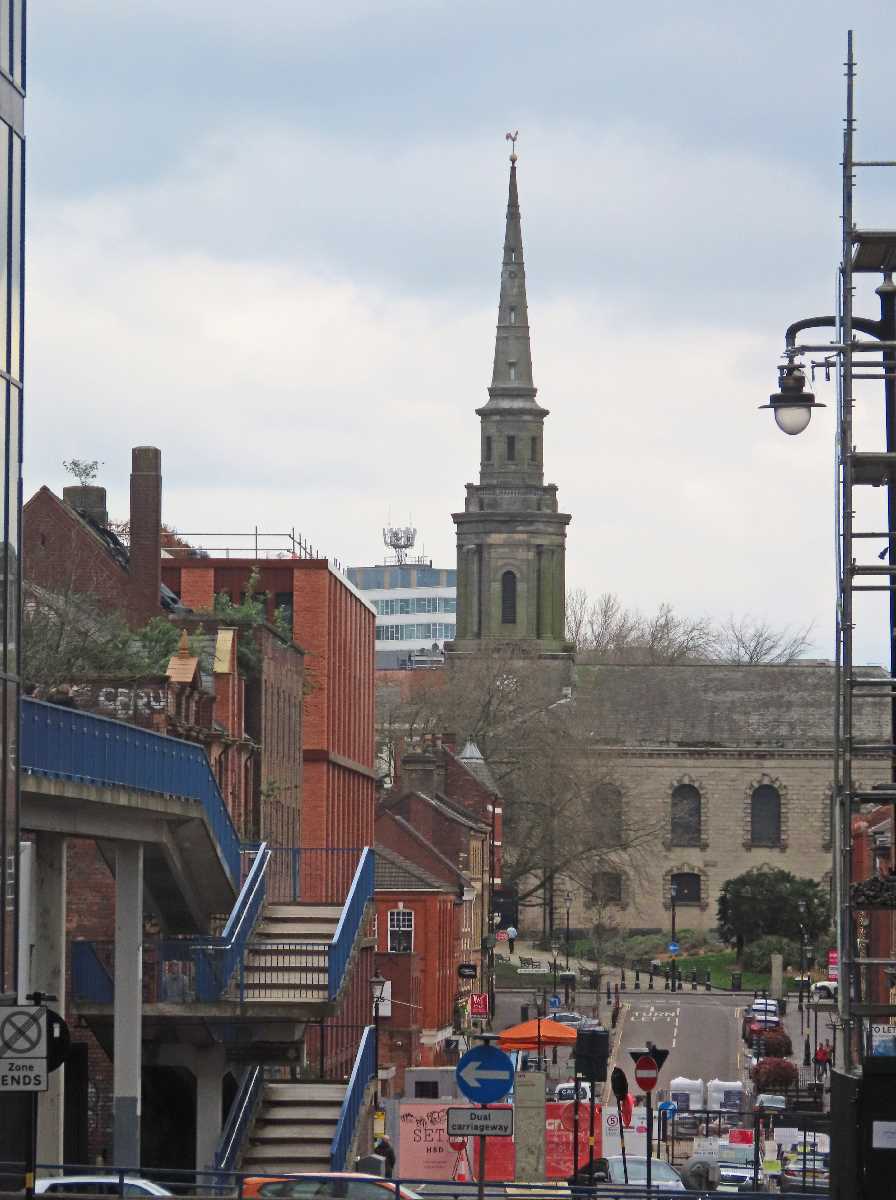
[329,848,374,999]
[329,1024,375,1170]
[214,1064,263,1171]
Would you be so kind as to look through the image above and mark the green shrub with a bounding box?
[741,936,801,973]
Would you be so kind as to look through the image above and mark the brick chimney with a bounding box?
[62,484,108,527]
[399,750,445,798]
[128,446,162,626]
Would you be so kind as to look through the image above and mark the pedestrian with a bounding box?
[817,1041,830,1079]
[813,1043,825,1082]
[507,925,518,955]
[374,1135,395,1178]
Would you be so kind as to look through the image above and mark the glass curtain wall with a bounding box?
[0,0,24,998]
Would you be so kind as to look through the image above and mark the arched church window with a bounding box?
[485,435,492,462]
[670,784,701,846]
[530,436,538,463]
[501,571,517,625]
[509,306,517,324]
[751,784,781,846]
[671,872,701,903]
[506,435,516,461]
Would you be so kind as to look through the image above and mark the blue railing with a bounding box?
[329,847,374,1000]
[71,940,113,1004]
[256,846,367,905]
[214,1064,263,1172]
[330,1025,375,1170]
[21,698,241,887]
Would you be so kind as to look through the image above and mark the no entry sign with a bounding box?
[634,1054,659,1092]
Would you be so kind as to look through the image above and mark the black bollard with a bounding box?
[664,972,670,991]
[704,970,711,991]
[620,967,627,992]
[606,981,612,1005]
[648,969,654,990]
[635,969,641,991]
[691,970,698,991]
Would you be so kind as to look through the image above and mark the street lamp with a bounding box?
[670,883,678,992]
[565,891,573,970]
[370,970,387,1109]
[759,363,826,435]
[797,900,808,1032]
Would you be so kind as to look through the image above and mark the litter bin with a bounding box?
[731,971,743,991]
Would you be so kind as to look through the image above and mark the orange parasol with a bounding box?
[496,1017,578,1051]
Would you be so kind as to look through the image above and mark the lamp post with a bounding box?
[670,883,678,992]
[370,970,387,1110]
[565,891,573,970]
[798,900,808,1032]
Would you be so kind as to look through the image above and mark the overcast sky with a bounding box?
[24,2,896,663]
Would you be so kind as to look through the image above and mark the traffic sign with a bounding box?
[610,1066,629,1101]
[447,1107,513,1137]
[448,1136,467,1152]
[633,1054,659,1092]
[668,942,679,955]
[458,963,478,980]
[658,1100,678,1114]
[456,1044,515,1104]
[0,1006,48,1092]
[548,994,561,1010]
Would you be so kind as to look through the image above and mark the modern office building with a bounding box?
[347,537,456,669]
[0,0,25,999]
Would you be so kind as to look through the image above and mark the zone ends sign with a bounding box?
[0,1060,46,1090]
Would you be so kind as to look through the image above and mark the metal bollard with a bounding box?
[664,972,670,991]
[635,969,641,990]
[620,967,627,991]
[648,969,654,990]
[705,971,711,992]
[691,970,698,991]
[606,982,612,1005]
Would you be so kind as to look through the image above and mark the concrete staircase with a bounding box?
[241,1080,346,1173]
[239,904,342,1002]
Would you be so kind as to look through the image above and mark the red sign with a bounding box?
[729,1128,754,1145]
[634,1055,659,1092]
[496,930,509,942]
[448,1137,467,1152]
[827,949,839,980]
[470,993,489,1016]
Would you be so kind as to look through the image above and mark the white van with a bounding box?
[670,1077,705,1133]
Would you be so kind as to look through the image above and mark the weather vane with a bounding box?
[505,130,519,163]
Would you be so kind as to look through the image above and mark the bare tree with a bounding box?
[711,615,815,665]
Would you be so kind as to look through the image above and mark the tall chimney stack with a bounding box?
[128,446,162,626]
[62,484,108,527]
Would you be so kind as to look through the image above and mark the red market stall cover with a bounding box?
[398,1101,598,1180]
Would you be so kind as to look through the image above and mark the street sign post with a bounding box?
[633,1055,659,1091]
[628,1048,668,1194]
[447,1107,513,1137]
[0,1007,48,1092]
[548,994,561,1010]
[456,1044,514,1104]
[667,942,679,955]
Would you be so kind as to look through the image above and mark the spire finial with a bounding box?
[505,129,519,163]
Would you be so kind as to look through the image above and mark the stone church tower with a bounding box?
[449,150,572,662]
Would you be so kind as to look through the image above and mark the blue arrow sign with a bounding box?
[658,1100,678,1114]
[548,995,561,1010]
[667,942,679,955]
[456,1044,515,1104]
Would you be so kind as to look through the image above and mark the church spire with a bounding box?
[489,136,536,398]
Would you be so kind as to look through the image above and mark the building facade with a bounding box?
[536,663,892,937]
[448,152,571,663]
[162,555,376,852]
[346,562,456,668]
[0,0,24,995]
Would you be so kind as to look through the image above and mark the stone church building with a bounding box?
[425,150,890,937]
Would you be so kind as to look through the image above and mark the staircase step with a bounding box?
[247,946,328,959]
[260,1106,344,1123]
[251,1123,339,1141]
[265,1083,346,1101]
[255,927,335,940]
[244,1141,334,1160]
[264,905,343,919]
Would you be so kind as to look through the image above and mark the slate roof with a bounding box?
[455,740,501,796]
[374,845,454,893]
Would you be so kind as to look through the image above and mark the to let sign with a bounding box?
[447,1107,514,1137]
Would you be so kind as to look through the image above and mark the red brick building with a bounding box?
[851,807,895,1007]
[162,556,376,853]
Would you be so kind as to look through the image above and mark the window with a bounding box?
[593,783,623,847]
[414,1080,440,1099]
[501,571,517,625]
[592,872,622,903]
[485,435,493,461]
[751,784,781,846]
[508,362,517,383]
[506,435,516,461]
[671,872,701,903]
[670,784,701,847]
[510,248,516,262]
[530,436,537,463]
[509,306,516,325]
[388,908,413,952]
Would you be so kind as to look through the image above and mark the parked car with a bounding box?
[599,1157,686,1191]
[242,1177,422,1200]
[809,979,838,1001]
[35,1179,172,1197]
[716,1144,764,1193]
[753,1093,787,1114]
[548,1011,584,1026]
[779,1154,830,1192]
